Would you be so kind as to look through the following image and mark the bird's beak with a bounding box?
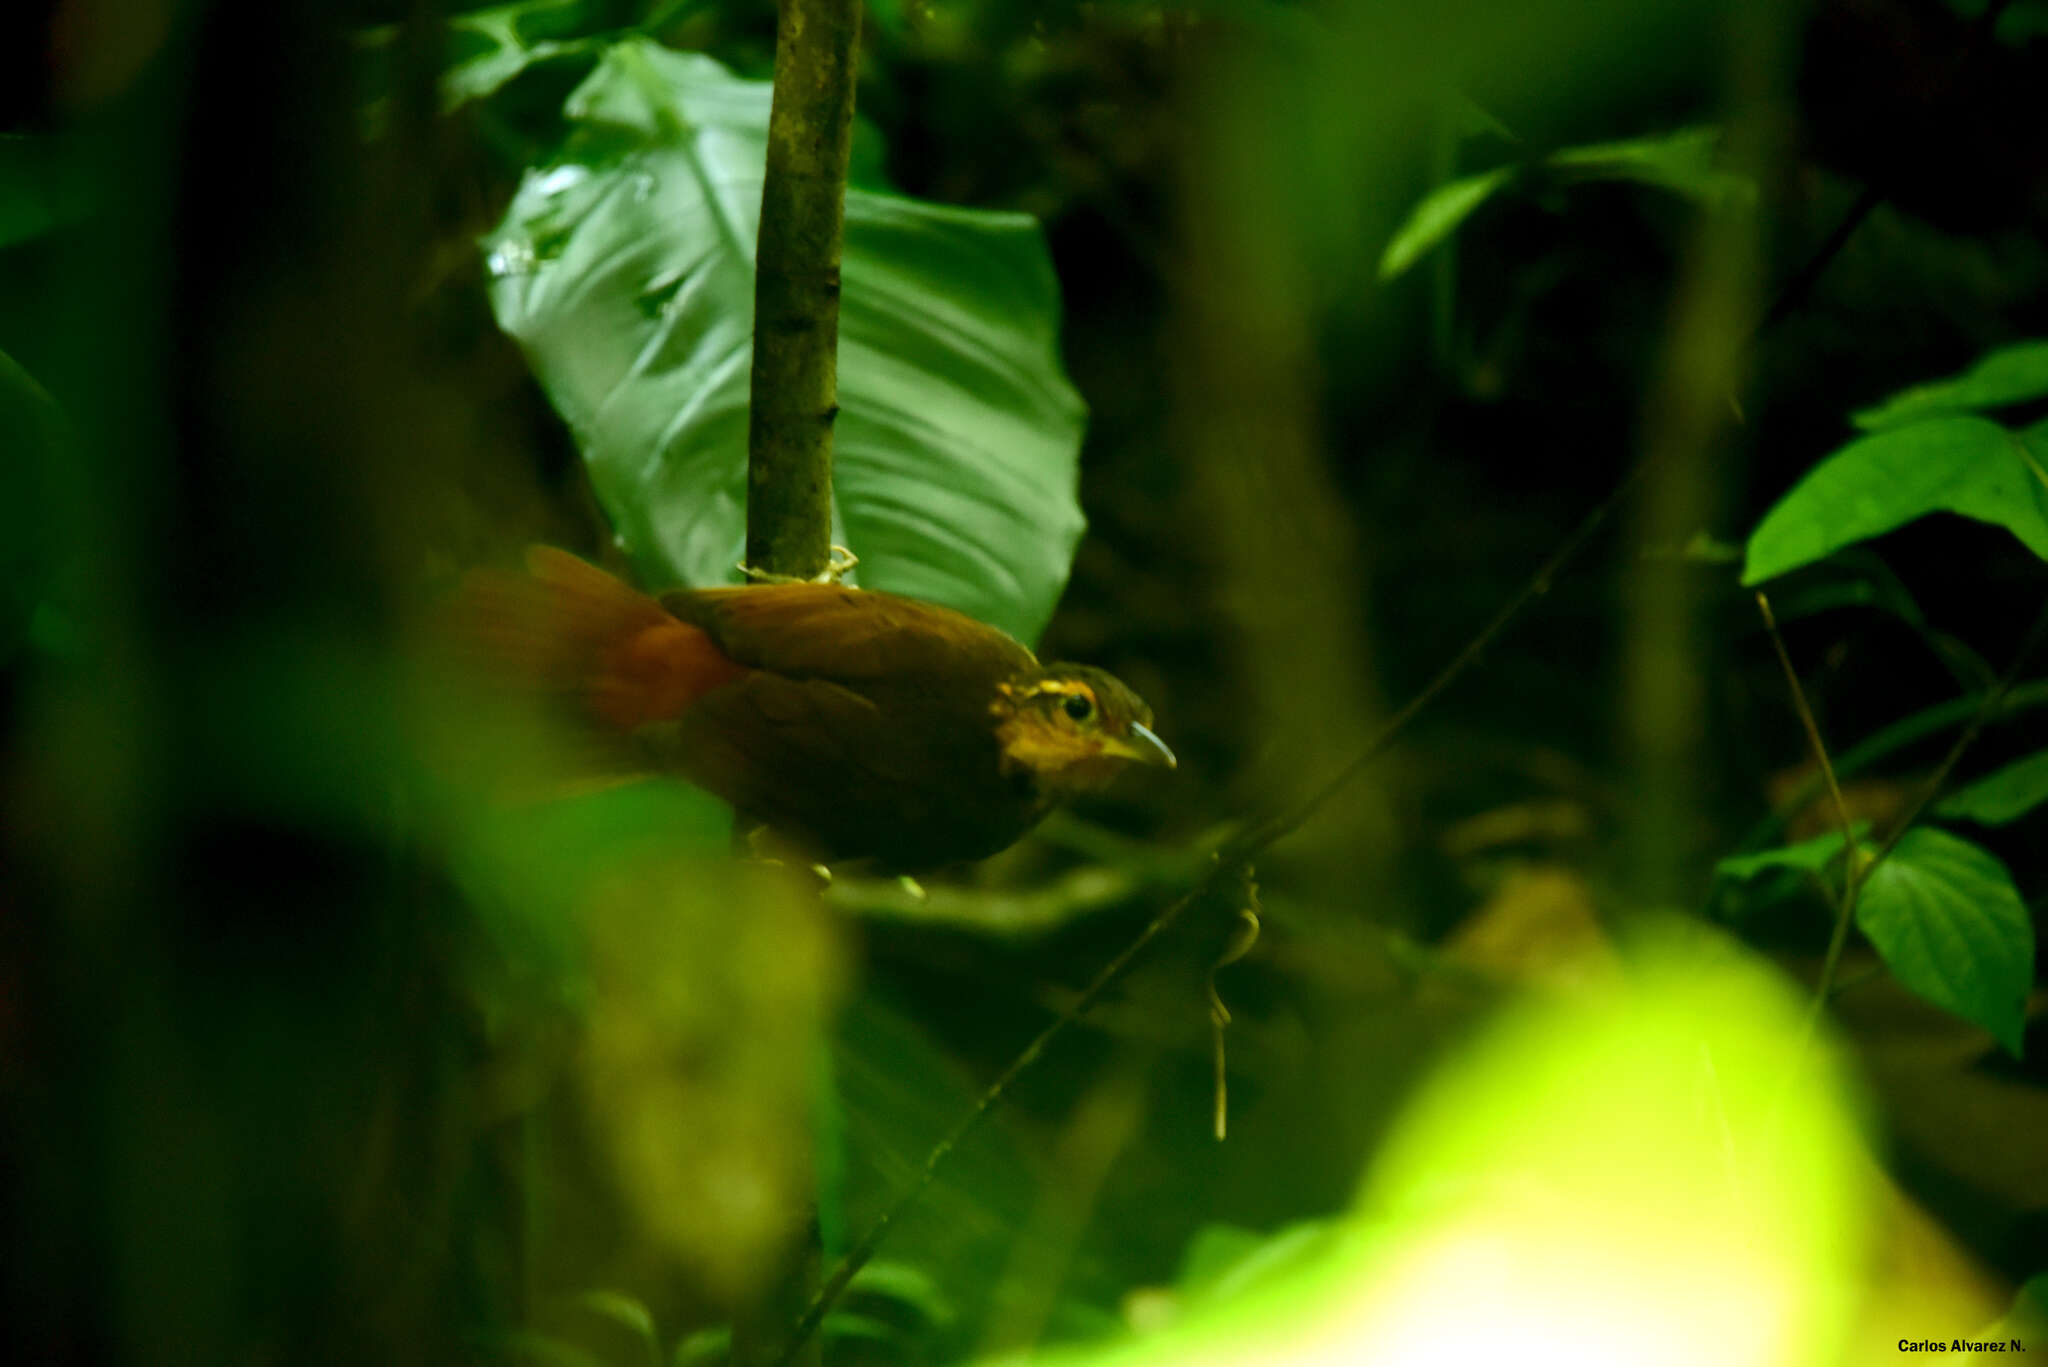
[1106,722,1177,769]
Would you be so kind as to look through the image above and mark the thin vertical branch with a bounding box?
[1755,590,1863,1036]
[739,11,861,1365]
[746,0,861,581]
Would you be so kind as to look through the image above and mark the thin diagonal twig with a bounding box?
[1754,590,1863,1026]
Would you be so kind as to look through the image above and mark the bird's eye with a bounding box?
[1062,692,1095,723]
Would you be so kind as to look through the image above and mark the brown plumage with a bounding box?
[451,547,1174,869]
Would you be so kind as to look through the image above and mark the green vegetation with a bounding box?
[4,2,2046,1365]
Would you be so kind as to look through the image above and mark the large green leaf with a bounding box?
[484,40,1087,645]
[1934,748,2048,826]
[1852,338,2048,430]
[1857,828,2033,1057]
[1742,416,2048,584]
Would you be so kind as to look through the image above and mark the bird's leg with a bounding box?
[739,824,835,892]
[737,544,861,585]
[737,823,831,897]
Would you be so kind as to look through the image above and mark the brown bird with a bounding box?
[454,547,1175,870]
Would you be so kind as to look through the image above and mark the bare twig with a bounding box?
[1754,589,1864,1031]
[1208,894,1261,1142]
[745,0,861,581]
[1748,185,1882,344]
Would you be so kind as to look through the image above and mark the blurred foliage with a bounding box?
[5,1,2048,1366]
[984,947,1879,1367]
[1936,747,2048,825]
[1379,123,1755,281]
[0,132,99,248]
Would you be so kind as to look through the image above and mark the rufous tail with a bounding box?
[447,546,746,730]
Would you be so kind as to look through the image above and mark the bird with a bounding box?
[450,546,1175,870]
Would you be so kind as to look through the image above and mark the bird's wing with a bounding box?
[661,584,1037,684]
[677,671,971,862]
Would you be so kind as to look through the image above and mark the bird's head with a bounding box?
[990,664,1176,794]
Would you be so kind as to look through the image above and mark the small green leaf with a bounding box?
[1742,416,2048,584]
[1935,749,2048,826]
[1380,128,1752,284]
[1857,828,2033,1056]
[1378,166,1514,281]
[1546,125,1755,213]
[1713,826,1869,883]
[1853,339,2048,430]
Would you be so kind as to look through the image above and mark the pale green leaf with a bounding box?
[1858,828,2033,1056]
[484,42,1084,644]
[1742,416,2048,584]
[1853,339,2048,430]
